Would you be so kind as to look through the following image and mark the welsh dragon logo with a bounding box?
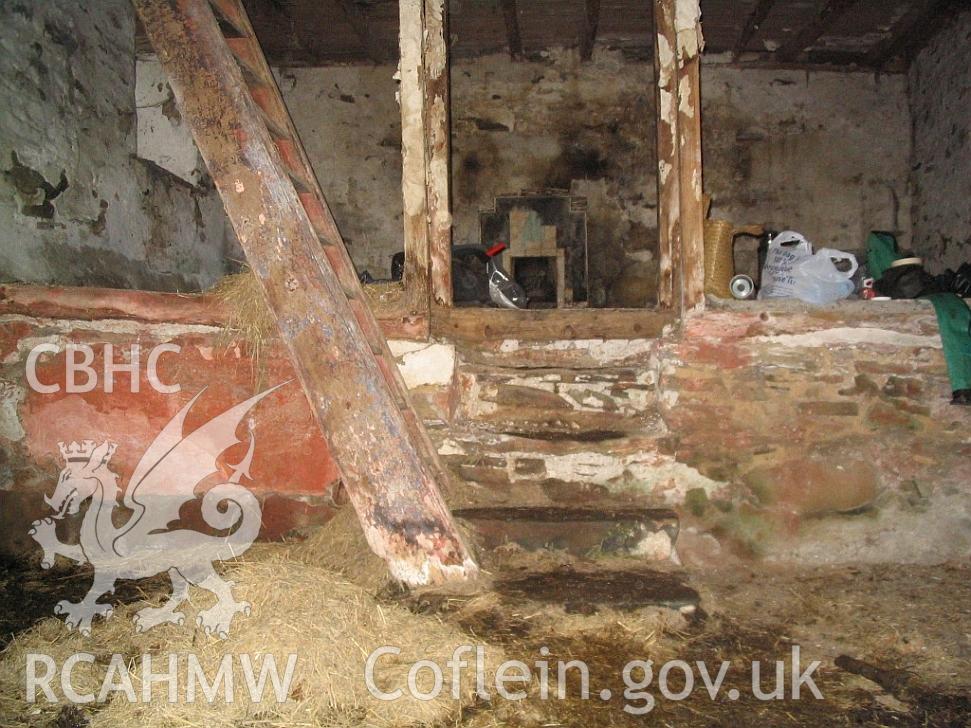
[29,384,285,639]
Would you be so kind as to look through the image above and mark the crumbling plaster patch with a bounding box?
[387,340,456,389]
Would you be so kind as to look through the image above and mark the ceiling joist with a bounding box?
[874,0,957,69]
[774,0,858,63]
[733,0,777,59]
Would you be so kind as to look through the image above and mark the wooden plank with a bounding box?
[733,0,776,59]
[423,0,453,306]
[135,0,475,586]
[0,283,429,339]
[500,0,523,60]
[430,306,675,342]
[580,0,601,61]
[775,0,858,63]
[653,0,681,310]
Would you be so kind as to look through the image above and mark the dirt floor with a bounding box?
[398,554,971,727]
[1,552,969,727]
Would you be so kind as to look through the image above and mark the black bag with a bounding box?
[875,263,942,299]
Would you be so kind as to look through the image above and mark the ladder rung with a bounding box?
[257,104,290,140]
[376,356,410,405]
[299,192,342,244]
[275,138,311,182]
[226,38,269,86]
[209,4,246,38]
[208,0,249,37]
[286,167,312,194]
[350,299,391,357]
[322,246,361,298]
[250,86,292,137]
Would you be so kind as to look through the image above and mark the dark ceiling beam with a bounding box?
[500,0,524,59]
[885,0,960,69]
[775,0,858,63]
[579,0,601,61]
[337,0,389,63]
[864,0,940,68]
[733,0,777,59]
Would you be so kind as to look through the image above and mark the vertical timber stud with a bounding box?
[653,0,681,310]
[673,0,705,311]
[399,0,454,308]
[135,0,477,586]
[398,0,433,310]
[423,0,454,306]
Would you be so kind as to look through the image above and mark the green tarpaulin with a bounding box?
[866,232,971,395]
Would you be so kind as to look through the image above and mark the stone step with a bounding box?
[435,428,701,509]
[493,566,700,613]
[455,363,660,436]
[454,505,680,561]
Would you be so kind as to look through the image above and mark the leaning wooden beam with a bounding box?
[423,0,454,306]
[398,0,433,310]
[733,0,776,60]
[500,0,523,60]
[135,0,477,586]
[580,0,601,61]
[775,0,857,63]
[674,0,705,311]
[653,0,681,310]
[338,0,389,64]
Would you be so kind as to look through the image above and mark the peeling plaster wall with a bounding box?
[0,1,232,291]
[260,50,910,303]
[909,10,971,274]
[0,292,968,564]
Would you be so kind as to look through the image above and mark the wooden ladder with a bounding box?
[134,0,477,585]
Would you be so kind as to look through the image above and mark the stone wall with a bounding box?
[909,10,971,274]
[702,58,912,280]
[1,286,967,567]
[0,1,232,291]
[262,50,913,303]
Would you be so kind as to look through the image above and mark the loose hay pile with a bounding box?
[208,269,407,386]
[292,506,395,593]
[0,549,500,728]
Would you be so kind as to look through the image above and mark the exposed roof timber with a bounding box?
[864,0,939,68]
[337,0,390,63]
[733,0,777,59]
[774,0,858,63]
[580,0,602,61]
[500,0,523,59]
[888,0,963,68]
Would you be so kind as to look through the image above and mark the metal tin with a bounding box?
[730,274,755,300]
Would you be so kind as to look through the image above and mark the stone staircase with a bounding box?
[422,339,692,564]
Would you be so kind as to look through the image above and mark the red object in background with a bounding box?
[485,242,507,258]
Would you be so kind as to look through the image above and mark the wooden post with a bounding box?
[398,0,432,311]
[423,0,453,306]
[674,0,705,311]
[653,0,681,310]
[399,0,453,309]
